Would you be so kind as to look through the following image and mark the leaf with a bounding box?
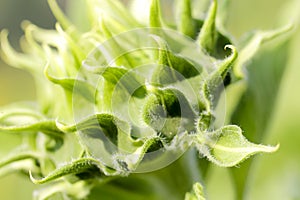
[244,24,300,200]
[44,64,96,103]
[30,157,119,184]
[196,125,279,167]
[58,114,165,172]
[200,45,237,112]
[0,150,56,179]
[193,0,233,58]
[0,160,39,179]
[230,34,292,199]
[149,0,162,28]
[142,87,196,139]
[57,114,126,144]
[0,108,64,138]
[55,23,86,64]
[0,30,40,73]
[151,35,201,85]
[233,23,294,78]
[0,151,40,170]
[0,120,63,138]
[114,136,162,172]
[197,0,218,55]
[223,80,247,124]
[99,17,134,67]
[22,21,64,50]
[89,0,139,29]
[21,21,47,57]
[206,45,237,87]
[57,113,140,168]
[47,0,74,32]
[185,182,206,200]
[86,65,146,97]
[176,0,197,38]
[33,180,92,200]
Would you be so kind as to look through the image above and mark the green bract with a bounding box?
[0,0,290,199]
[185,182,206,200]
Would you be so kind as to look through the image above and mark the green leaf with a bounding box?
[48,0,74,31]
[0,159,39,179]
[0,151,40,170]
[57,113,140,168]
[142,87,196,139]
[44,64,96,103]
[176,0,197,38]
[196,125,279,167]
[207,45,237,87]
[55,23,86,65]
[85,65,146,97]
[151,36,201,85]
[114,136,162,172]
[0,108,64,138]
[197,0,218,55]
[33,180,92,200]
[0,30,40,73]
[57,114,127,145]
[0,120,63,138]
[194,0,233,58]
[223,80,247,124]
[233,23,294,78]
[149,0,162,28]
[30,157,118,184]
[99,17,134,67]
[230,34,292,199]
[88,0,139,29]
[200,45,237,112]
[58,114,165,172]
[0,149,56,179]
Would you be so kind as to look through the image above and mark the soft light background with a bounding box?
[0,0,299,199]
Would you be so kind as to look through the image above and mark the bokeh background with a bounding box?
[0,0,299,199]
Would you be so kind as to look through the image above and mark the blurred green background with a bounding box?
[0,0,299,199]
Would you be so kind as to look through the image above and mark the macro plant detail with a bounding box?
[0,0,292,199]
